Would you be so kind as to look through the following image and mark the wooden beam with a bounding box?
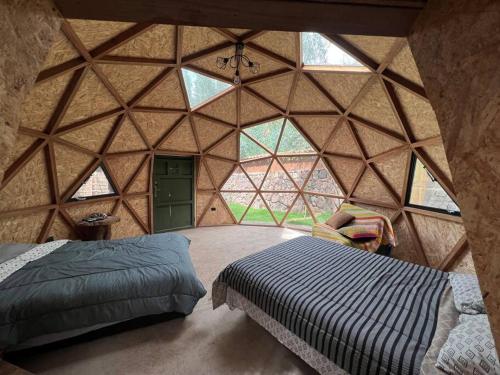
[438,235,468,271]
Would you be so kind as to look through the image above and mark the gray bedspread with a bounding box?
[0,233,206,349]
[213,236,448,375]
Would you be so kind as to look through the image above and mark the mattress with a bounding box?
[213,236,448,375]
[0,233,207,350]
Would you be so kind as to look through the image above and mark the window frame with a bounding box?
[67,163,118,203]
[404,153,461,217]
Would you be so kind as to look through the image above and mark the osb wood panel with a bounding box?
[54,143,95,196]
[208,132,237,160]
[290,75,337,113]
[196,191,214,222]
[41,29,79,70]
[450,246,476,274]
[106,154,146,190]
[0,150,51,211]
[134,112,183,147]
[126,196,149,225]
[59,116,116,153]
[49,213,75,241]
[111,203,146,239]
[197,91,237,125]
[239,49,286,81]
[387,42,424,87]
[20,72,72,131]
[352,169,395,205]
[199,195,234,226]
[411,212,466,269]
[182,26,228,58]
[239,91,279,125]
[392,216,422,265]
[137,72,186,109]
[251,31,297,63]
[197,162,215,190]
[107,117,148,153]
[190,46,235,81]
[4,133,38,169]
[325,156,364,193]
[60,69,120,126]
[0,211,50,243]
[66,200,115,222]
[159,119,198,153]
[204,158,234,188]
[295,117,338,150]
[193,117,232,151]
[420,143,453,183]
[309,72,372,111]
[373,150,410,200]
[353,123,403,157]
[340,35,401,65]
[108,25,176,60]
[325,120,362,157]
[67,19,134,51]
[247,72,294,111]
[127,159,150,193]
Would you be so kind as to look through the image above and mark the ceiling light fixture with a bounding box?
[216,42,260,84]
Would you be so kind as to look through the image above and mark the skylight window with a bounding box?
[70,165,117,201]
[406,155,460,215]
[181,68,231,109]
[301,32,363,67]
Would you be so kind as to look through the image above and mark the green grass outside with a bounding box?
[229,202,331,226]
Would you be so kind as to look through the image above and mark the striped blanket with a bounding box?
[213,236,447,375]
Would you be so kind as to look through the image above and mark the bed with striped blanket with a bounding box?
[213,236,448,375]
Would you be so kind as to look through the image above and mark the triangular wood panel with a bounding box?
[208,132,237,160]
[112,203,147,238]
[106,153,145,190]
[41,29,80,70]
[420,144,453,182]
[353,123,404,158]
[66,200,116,222]
[0,211,50,243]
[325,156,364,193]
[290,74,338,113]
[133,112,183,147]
[197,161,215,190]
[137,71,187,109]
[340,35,401,65]
[159,118,198,153]
[387,43,424,87]
[54,143,95,197]
[294,117,338,150]
[352,168,395,204]
[246,73,294,111]
[372,149,410,200]
[107,117,149,152]
[199,195,234,226]
[325,120,362,157]
[126,196,150,225]
[251,31,296,63]
[127,158,151,193]
[196,191,214,222]
[49,213,75,241]
[196,90,237,125]
[204,158,234,188]
[239,48,288,81]
[5,133,38,168]
[67,19,134,50]
[59,116,117,153]
[182,26,229,58]
[189,46,235,81]
[108,25,176,60]
[240,91,280,125]
[193,117,232,151]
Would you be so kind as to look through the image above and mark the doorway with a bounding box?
[153,156,195,232]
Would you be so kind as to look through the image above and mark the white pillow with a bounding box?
[449,272,486,314]
[436,314,500,375]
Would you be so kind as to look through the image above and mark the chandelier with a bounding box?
[216,42,260,84]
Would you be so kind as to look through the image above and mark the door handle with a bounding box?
[154,181,158,199]
[169,205,172,217]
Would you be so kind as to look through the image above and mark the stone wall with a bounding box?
[409,0,500,351]
[0,0,61,181]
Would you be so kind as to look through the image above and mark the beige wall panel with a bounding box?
[352,169,395,204]
[0,151,51,211]
[239,91,279,125]
[252,31,296,63]
[199,196,234,226]
[159,119,198,153]
[239,49,286,81]
[190,46,235,80]
[394,85,440,141]
[127,196,149,225]
[226,28,251,37]
[54,143,95,197]
[411,213,466,268]
[392,217,422,265]
[387,43,424,87]
[205,158,234,188]
[49,214,76,240]
[373,150,410,199]
[340,35,401,65]
[295,117,338,150]
[41,29,79,70]
[0,211,49,243]
[197,91,237,125]
[421,144,453,183]
[20,72,72,131]
[59,116,116,153]
[66,200,115,222]
[4,133,38,169]
[133,112,182,147]
[61,69,120,126]
[350,78,403,135]
[451,247,476,274]
[111,203,146,239]
[208,132,237,160]
[247,72,294,111]
[197,162,215,190]
[353,124,403,158]
[137,72,186,109]
[98,64,163,103]
[108,25,176,60]
[107,117,148,152]
[355,203,398,220]
[325,120,362,157]
[196,191,213,223]
[107,154,145,190]
[325,156,364,193]
[182,26,228,58]
[290,75,337,113]
[128,158,150,193]
[193,117,232,151]
[309,72,371,111]
[67,19,134,51]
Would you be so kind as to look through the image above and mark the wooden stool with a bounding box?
[77,216,120,241]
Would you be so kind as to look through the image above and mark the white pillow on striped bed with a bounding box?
[449,272,486,314]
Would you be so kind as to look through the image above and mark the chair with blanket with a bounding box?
[312,203,396,255]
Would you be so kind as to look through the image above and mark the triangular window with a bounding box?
[304,159,343,196]
[301,32,364,67]
[241,195,276,225]
[221,167,255,191]
[181,68,232,108]
[70,165,117,201]
[406,155,460,215]
[243,119,284,153]
[239,132,272,161]
[277,120,315,154]
[221,192,256,222]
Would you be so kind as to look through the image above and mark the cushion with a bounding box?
[336,224,379,240]
[325,211,354,229]
[449,273,486,314]
[436,314,500,375]
[0,243,36,264]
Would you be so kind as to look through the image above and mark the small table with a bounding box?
[77,216,120,241]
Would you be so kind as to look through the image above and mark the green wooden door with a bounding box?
[153,156,195,232]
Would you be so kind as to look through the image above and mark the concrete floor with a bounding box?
[11,226,317,375]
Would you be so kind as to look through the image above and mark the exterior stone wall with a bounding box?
[0,0,61,181]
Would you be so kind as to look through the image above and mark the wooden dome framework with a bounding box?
[0,19,471,272]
